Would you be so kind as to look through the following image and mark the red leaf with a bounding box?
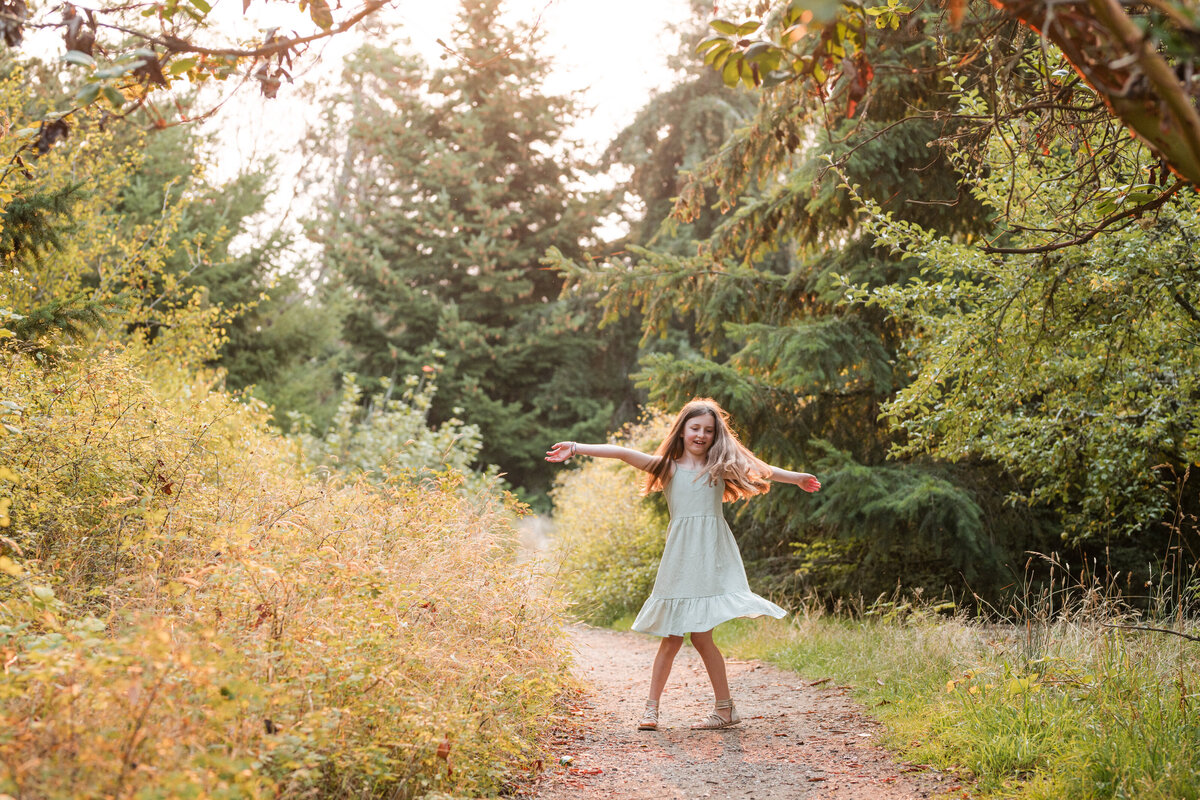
[948,0,965,29]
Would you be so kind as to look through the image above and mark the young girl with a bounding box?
[545,398,820,731]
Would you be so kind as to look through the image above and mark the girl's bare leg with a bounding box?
[690,629,732,722]
[648,635,684,702]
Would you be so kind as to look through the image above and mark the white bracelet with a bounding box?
[570,442,577,457]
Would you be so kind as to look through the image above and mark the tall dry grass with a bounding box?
[714,563,1200,800]
[0,344,567,799]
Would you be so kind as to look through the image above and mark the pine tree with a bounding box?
[601,1,758,250]
[306,1,629,495]
[114,124,344,426]
[557,11,1060,600]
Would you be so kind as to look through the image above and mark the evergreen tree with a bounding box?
[115,125,345,427]
[556,10,1060,601]
[601,0,758,251]
[307,1,629,495]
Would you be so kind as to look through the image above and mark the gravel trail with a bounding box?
[533,624,962,800]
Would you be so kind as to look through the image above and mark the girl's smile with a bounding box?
[683,413,716,458]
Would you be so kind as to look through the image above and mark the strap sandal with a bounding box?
[637,699,659,731]
[691,698,741,730]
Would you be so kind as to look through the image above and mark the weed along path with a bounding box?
[534,625,953,800]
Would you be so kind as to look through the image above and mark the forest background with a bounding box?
[3,0,1200,796]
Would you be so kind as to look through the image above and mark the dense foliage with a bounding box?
[697,0,1200,190]
[552,6,1058,602]
[294,371,502,496]
[304,1,634,497]
[0,345,565,799]
[0,38,567,798]
[851,56,1200,545]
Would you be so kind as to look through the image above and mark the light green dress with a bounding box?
[631,463,786,637]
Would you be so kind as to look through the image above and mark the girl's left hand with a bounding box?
[545,442,574,462]
[797,474,821,493]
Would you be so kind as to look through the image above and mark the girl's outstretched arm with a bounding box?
[767,465,821,493]
[545,442,657,472]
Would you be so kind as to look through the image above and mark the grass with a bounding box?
[711,596,1200,800]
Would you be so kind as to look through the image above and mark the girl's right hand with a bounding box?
[545,442,575,462]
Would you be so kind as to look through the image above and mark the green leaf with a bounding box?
[865,5,889,14]
[169,56,197,75]
[710,19,740,35]
[75,83,101,106]
[61,50,96,68]
[735,21,761,36]
[742,60,758,89]
[743,42,775,62]
[102,86,125,109]
[762,68,795,88]
[188,0,211,12]
[695,35,727,54]
[94,63,135,80]
[706,41,732,66]
[722,56,741,88]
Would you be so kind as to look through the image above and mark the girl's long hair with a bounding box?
[643,398,772,502]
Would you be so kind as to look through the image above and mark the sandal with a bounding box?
[637,699,659,731]
[691,698,741,730]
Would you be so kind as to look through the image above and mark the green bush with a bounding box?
[292,371,502,497]
[549,414,669,625]
[0,344,567,799]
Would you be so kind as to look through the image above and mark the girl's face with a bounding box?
[682,412,717,459]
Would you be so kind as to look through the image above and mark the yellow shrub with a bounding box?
[0,344,567,799]
[549,414,670,625]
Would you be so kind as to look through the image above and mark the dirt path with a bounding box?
[533,624,961,800]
